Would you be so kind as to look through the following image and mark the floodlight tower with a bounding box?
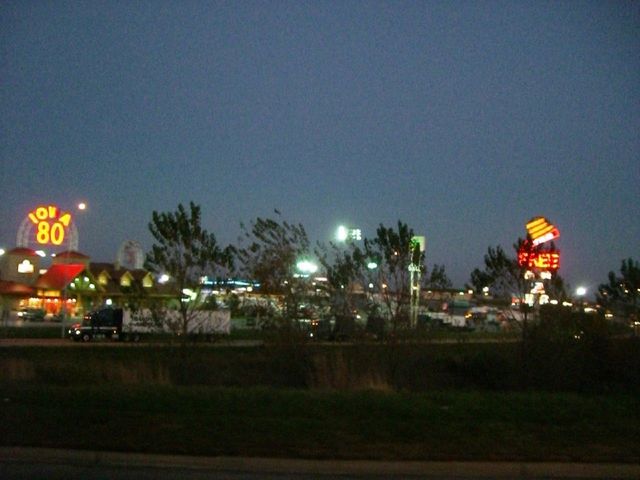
[336,225,362,243]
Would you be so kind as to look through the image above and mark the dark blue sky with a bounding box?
[1,1,638,290]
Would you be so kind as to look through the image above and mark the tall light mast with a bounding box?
[409,236,425,328]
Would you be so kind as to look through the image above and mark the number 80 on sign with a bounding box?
[28,205,73,246]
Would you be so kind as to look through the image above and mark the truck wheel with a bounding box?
[81,333,91,342]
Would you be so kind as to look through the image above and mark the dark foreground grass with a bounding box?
[1,385,638,462]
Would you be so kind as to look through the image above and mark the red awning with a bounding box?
[34,264,86,290]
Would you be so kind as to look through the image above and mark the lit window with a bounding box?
[18,260,34,273]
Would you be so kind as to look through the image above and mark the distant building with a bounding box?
[0,247,171,317]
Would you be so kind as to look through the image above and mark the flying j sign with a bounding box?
[526,216,560,246]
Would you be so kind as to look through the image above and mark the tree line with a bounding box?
[145,202,639,336]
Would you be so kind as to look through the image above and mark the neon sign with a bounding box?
[518,250,560,271]
[526,217,559,246]
[27,205,73,246]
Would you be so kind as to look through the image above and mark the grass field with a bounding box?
[1,384,638,462]
[1,334,639,462]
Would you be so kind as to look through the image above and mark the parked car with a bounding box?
[17,308,46,321]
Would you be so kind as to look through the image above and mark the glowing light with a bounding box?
[518,250,560,271]
[296,260,318,274]
[18,260,35,273]
[576,286,587,297]
[78,202,87,210]
[336,226,348,242]
[182,288,197,301]
[336,225,362,242]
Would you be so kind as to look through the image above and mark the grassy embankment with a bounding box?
[1,338,639,462]
[2,384,638,462]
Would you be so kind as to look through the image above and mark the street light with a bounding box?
[575,286,587,312]
[296,260,318,276]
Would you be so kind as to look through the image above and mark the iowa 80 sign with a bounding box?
[28,205,73,245]
[17,204,79,251]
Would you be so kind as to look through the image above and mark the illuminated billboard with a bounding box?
[526,217,559,246]
[16,204,79,251]
[28,205,72,246]
[517,250,560,271]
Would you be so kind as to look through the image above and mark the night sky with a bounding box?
[1,1,638,291]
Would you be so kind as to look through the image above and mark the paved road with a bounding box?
[0,338,265,347]
[1,448,639,479]
[0,336,519,348]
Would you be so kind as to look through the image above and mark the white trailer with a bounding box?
[122,309,231,339]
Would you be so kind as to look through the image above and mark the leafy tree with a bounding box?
[423,264,452,290]
[545,273,569,303]
[146,202,230,338]
[421,263,453,311]
[234,211,312,321]
[363,221,424,326]
[470,239,569,332]
[469,243,528,301]
[597,258,640,318]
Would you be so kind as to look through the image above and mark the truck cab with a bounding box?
[69,308,123,342]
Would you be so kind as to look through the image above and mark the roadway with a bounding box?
[2,448,639,479]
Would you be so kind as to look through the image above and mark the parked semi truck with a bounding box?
[68,307,231,342]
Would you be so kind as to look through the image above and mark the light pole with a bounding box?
[60,202,87,338]
[576,286,587,312]
[60,267,70,339]
[409,236,425,328]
